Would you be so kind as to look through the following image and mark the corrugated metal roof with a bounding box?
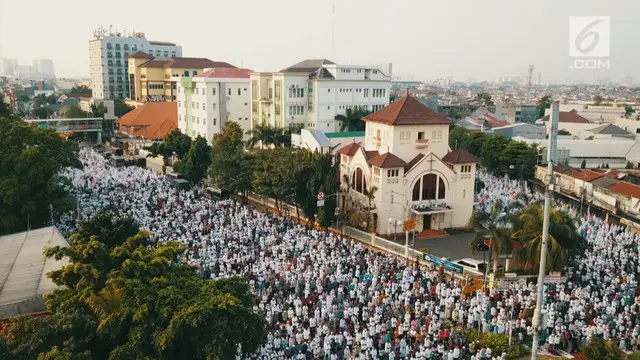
[0,227,68,308]
[513,137,637,158]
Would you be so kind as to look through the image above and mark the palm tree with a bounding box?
[469,198,515,273]
[85,282,124,332]
[245,123,273,149]
[512,204,578,272]
[341,174,351,212]
[335,108,367,132]
[363,185,378,232]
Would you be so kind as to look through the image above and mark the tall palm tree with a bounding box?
[335,108,367,132]
[245,123,274,149]
[469,198,514,273]
[363,185,378,232]
[85,282,125,332]
[512,204,578,272]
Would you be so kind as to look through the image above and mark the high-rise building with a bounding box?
[32,59,55,78]
[250,59,391,132]
[89,27,182,99]
[0,58,18,76]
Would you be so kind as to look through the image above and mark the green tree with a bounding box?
[625,104,636,116]
[245,123,272,149]
[475,93,494,106]
[146,129,192,164]
[448,126,470,150]
[0,100,12,118]
[3,215,265,359]
[499,141,538,179]
[579,338,624,360]
[62,105,88,119]
[209,122,254,199]
[33,106,53,119]
[90,102,107,118]
[335,108,367,132]
[70,85,92,96]
[480,135,509,172]
[512,204,578,272]
[363,185,378,232]
[626,161,635,169]
[33,94,56,108]
[536,95,552,118]
[463,131,488,157]
[580,159,587,169]
[593,94,603,106]
[469,199,516,273]
[0,118,80,235]
[252,148,300,213]
[178,136,211,184]
[113,98,134,117]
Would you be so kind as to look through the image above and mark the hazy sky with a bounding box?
[0,0,637,83]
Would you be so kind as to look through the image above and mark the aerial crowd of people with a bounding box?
[55,148,640,359]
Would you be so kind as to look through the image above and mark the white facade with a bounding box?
[250,59,391,133]
[339,96,477,235]
[176,68,251,143]
[89,32,182,100]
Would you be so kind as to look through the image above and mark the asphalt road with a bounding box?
[390,231,485,262]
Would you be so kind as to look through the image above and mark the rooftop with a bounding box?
[337,142,362,156]
[139,57,235,69]
[128,51,154,59]
[280,59,335,73]
[133,117,177,140]
[195,67,251,79]
[442,149,479,164]
[118,102,177,132]
[364,95,452,126]
[0,227,68,314]
[607,181,640,198]
[367,152,407,168]
[325,131,365,139]
[541,109,590,123]
[149,40,176,46]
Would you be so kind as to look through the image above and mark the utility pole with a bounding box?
[530,101,559,360]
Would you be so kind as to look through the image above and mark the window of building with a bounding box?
[461,165,472,173]
[183,70,189,77]
[244,102,248,106]
[364,89,369,97]
[412,174,446,201]
[463,189,466,199]
[228,88,231,96]
[178,101,181,107]
[212,103,217,110]
[374,168,380,176]
[203,103,206,110]
[213,118,217,125]
[418,132,425,140]
[351,168,367,194]
[192,71,197,76]
[238,88,241,96]
[196,88,199,95]
[387,169,399,177]
[212,88,216,95]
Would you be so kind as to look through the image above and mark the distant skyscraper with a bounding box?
[89,27,182,99]
[0,58,18,76]
[32,59,55,78]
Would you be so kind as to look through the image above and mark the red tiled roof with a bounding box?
[133,117,177,140]
[364,150,379,160]
[118,102,177,127]
[442,149,479,164]
[541,109,589,123]
[196,67,252,79]
[364,95,452,126]
[337,142,361,156]
[405,153,426,172]
[140,57,235,69]
[603,170,623,179]
[607,181,640,198]
[572,170,603,182]
[367,152,407,168]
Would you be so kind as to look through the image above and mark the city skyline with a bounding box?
[0,0,638,83]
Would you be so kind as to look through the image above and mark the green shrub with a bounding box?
[579,338,624,360]
[459,330,528,359]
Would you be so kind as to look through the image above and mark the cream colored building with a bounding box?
[338,95,478,235]
[127,52,235,103]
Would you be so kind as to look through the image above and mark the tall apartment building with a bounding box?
[89,28,182,100]
[128,52,234,103]
[177,67,252,143]
[250,59,391,132]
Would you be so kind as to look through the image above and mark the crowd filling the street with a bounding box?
[55,148,640,359]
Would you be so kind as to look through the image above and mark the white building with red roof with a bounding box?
[250,59,391,132]
[338,95,478,235]
[176,67,252,143]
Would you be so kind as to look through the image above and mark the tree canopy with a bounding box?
[2,214,266,359]
[70,85,92,96]
[177,136,211,184]
[114,99,134,118]
[0,116,81,235]
[146,129,193,163]
[208,122,253,198]
[334,108,368,132]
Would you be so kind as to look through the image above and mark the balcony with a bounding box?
[416,138,429,150]
[260,97,272,103]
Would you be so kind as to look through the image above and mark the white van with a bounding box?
[455,258,503,275]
